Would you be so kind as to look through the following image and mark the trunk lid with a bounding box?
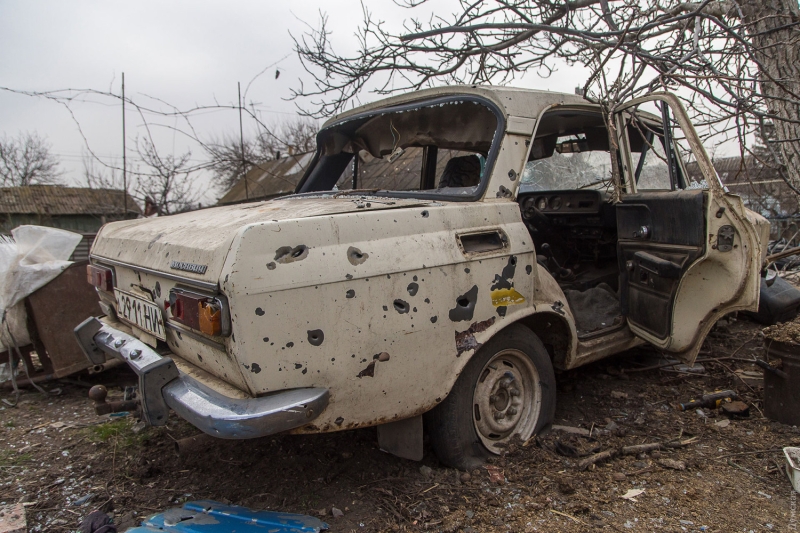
[91,195,434,285]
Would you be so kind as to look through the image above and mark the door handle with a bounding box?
[457,230,508,254]
[634,251,682,279]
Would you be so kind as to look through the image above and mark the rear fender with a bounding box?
[467,264,578,371]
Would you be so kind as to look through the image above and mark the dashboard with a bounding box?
[519,189,606,217]
[517,188,617,242]
[517,188,619,290]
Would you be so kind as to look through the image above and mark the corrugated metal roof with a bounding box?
[0,186,142,216]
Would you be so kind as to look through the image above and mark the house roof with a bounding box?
[218,147,477,204]
[217,152,315,205]
[685,155,780,187]
[0,185,142,216]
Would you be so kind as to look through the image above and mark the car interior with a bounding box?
[517,109,622,338]
[517,107,705,340]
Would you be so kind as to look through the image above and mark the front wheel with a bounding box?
[426,323,556,470]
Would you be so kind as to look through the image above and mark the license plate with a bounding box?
[114,289,166,341]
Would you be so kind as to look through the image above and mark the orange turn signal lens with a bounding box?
[199,301,221,336]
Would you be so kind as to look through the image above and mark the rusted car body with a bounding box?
[75,86,769,468]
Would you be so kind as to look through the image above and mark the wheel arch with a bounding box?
[426,316,560,469]
[514,311,575,369]
[456,308,576,375]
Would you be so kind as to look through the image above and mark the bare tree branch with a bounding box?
[0,131,62,187]
[290,0,800,195]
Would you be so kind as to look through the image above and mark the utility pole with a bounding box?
[122,72,128,216]
[238,82,248,200]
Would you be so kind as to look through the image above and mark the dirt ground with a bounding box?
[1,316,797,533]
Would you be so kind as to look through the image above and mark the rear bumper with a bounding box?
[73,317,329,439]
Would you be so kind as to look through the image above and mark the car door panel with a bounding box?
[616,191,705,246]
[614,94,763,363]
[617,191,706,340]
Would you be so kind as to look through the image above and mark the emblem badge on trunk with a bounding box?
[170,261,208,274]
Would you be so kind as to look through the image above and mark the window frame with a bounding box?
[615,94,725,196]
[294,95,507,202]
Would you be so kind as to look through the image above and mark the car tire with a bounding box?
[426,323,556,471]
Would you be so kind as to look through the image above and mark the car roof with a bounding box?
[323,85,594,128]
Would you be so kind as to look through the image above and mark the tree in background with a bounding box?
[293,0,800,194]
[135,137,200,215]
[204,117,318,191]
[83,153,123,190]
[0,131,61,187]
[741,121,799,220]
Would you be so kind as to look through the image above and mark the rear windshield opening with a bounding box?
[296,98,500,200]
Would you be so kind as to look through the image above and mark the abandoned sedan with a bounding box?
[75,86,769,469]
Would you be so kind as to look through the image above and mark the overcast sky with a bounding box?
[0,1,588,203]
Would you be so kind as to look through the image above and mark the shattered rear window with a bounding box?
[296,97,502,201]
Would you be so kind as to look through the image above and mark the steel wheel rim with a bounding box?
[472,348,541,453]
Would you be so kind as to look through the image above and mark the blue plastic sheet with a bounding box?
[126,500,329,532]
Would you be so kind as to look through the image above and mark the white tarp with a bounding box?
[0,226,83,353]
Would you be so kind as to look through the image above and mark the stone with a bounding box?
[658,458,686,471]
[0,504,26,533]
[721,400,750,417]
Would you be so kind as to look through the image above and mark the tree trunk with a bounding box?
[740,0,800,191]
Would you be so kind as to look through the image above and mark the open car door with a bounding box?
[614,93,765,364]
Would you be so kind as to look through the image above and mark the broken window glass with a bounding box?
[298,98,499,200]
[521,110,614,193]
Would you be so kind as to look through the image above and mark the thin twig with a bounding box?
[624,355,756,373]
[550,509,591,526]
[726,458,769,482]
[715,448,783,460]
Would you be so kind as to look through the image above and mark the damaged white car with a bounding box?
[76,86,769,469]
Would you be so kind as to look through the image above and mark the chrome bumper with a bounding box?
[74,317,329,439]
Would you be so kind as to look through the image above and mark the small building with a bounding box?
[0,185,142,260]
[687,156,798,242]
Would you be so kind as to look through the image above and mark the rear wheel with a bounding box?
[427,324,556,470]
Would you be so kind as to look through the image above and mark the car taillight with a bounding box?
[87,264,114,291]
[199,301,222,336]
[169,289,228,337]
